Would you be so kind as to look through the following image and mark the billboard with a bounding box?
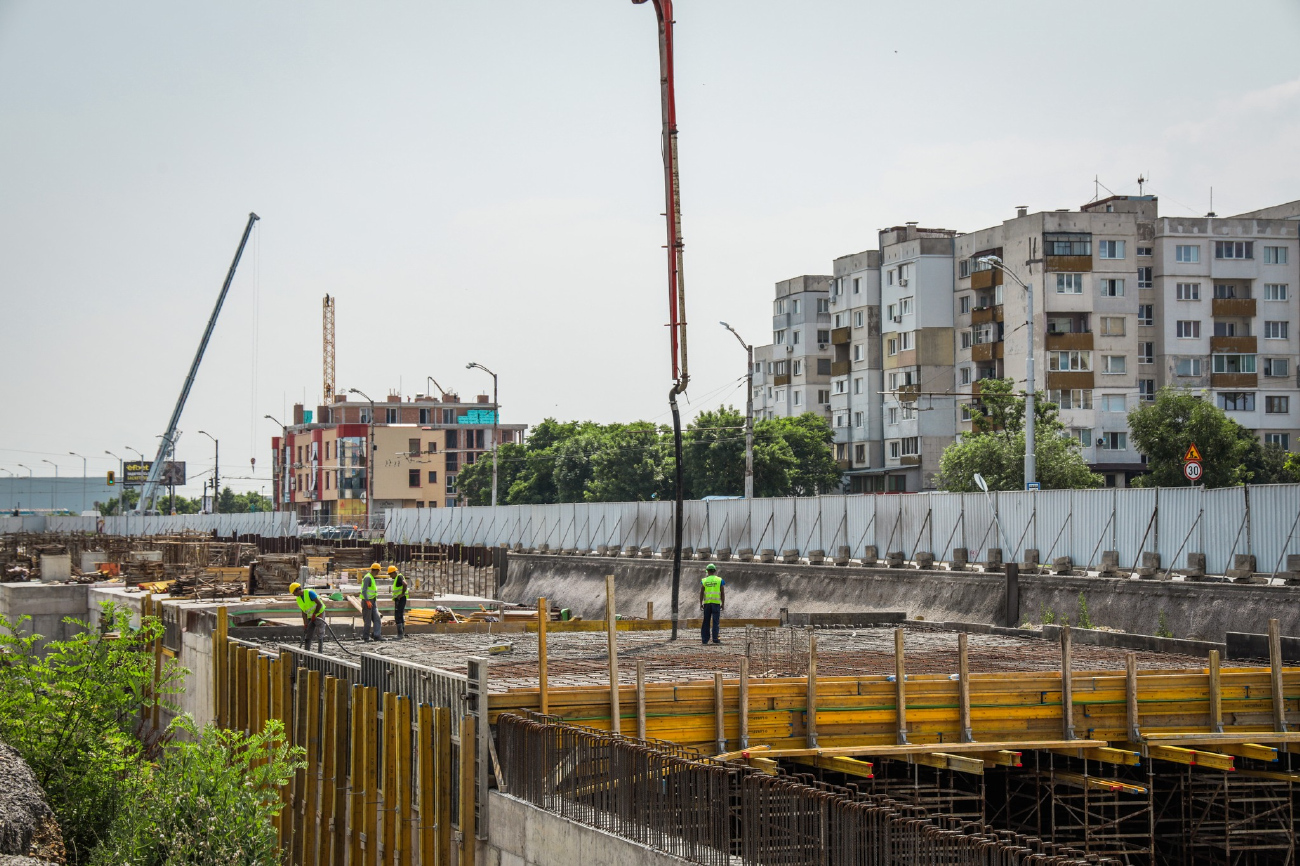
[123,461,153,485]
[160,461,186,485]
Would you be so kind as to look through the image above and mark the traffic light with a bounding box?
[107,470,115,486]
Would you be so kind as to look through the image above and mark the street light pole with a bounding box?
[198,431,219,513]
[105,452,124,514]
[466,363,499,507]
[16,464,31,511]
[720,322,754,499]
[348,388,377,532]
[41,459,57,512]
[977,255,1036,488]
[263,416,287,512]
[69,452,86,513]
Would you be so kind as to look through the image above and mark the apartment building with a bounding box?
[955,199,1150,485]
[752,275,834,421]
[272,391,527,521]
[1152,207,1300,449]
[828,249,883,491]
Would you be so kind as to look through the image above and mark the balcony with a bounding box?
[836,459,851,471]
[971,341,1003,363]
[970,269,1002,291]
[1210,335,1257,354]
[897,384,920,403]
[1046,332,1094,351]
[773,374,791,386]
[1212,297,1256,318]
[830,360,850,377]
[831,326,851,345]
[1047,371,1095,390]
[1211,373,1258,388]
[1045,254,1093,272]
[971,305,1004,325]
[900,455,922,466]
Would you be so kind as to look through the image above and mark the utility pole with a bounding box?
[466,363,499,507]
[978,256,1036,487]
[198,431,218,512]
[41,459,57,512]
[720,322,754,498]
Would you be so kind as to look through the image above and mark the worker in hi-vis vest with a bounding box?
[290,582,325,652]
[388,565,408,638]
[361,563,383,641]
[698,563,725,645]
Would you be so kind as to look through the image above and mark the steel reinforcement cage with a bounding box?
[496,712,1119,866]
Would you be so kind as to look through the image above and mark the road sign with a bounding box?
[1184,443,1202,462]
[1025,482,1041,491]
[1183,460,1203,481]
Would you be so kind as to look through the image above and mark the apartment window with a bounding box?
[852,378,862,395]
[790,391,800,407]
[1100,316,1126,336]
[888,270,894,286]
[887,337,898,356]
[792,330,801,345]
[419,408,431,424]
[1099,278,1125,297]
[972,325,992,346]
[426,441,438,454]
[1213,354,1256,373]
[1138,379,1155,402]
[854,444,867,464]
[852,277,861,294]
[1045,233,1092,256]
[852,344,864,362]
[1214,283,1248,299]
[1215,241,1254,260]
[1100,394,1126,412]
[960,296,971,314]
[385,407,399,423]
[836,378,848,395]
[961,404,974,421]
[817,389,830,404]
[900,331,914,351]
[833,313,843,328]
[1050,389,1092,410]
[887,303,897,319]
[1056,273,1084,294]
[359,410,370,423]
[887,373,898,390]
[408,437,422,456]
[901,405,916,421]
[1176,358,1202,376]
[442,408,454,424]
[1098,240,1125,259]
[900,297,914,315]
[817,329,830,344]
[775,329,786,345]
[427,470,437,484]
[854,411,864,428]
[1175,245,1200,263]
[901,437,920,456]
[775,389,785,402]
[1103,355,1127,374]
[1267,433,1291,449]
[1138,342,1154,364]
[1214,322,1242,337]
[889,440,901,459]
[960,366,972,385]
[1137,246,1153,257]
[834,413,847,428]
[961,330,973,349]
[1099,431,1128,450]
[960,259,971,278]
[1264,284,1289,301]
[1264,246,1289,265]
[888,407,898,425]
[817,358,831,375]
[854,311,864,328]
[407,469,421,488]
[446,474,458,493]
[1218,392,1256,412]
[1265,358,1290,378]
[1266,396,1290,414]
[1050,350,1092,371]
[1138,267,1153,289]
[1265,321,1289,340]
[1177,320,1201,339]
[775,299,785,314]
[1138,304,1154,326]
[816,298,830,314]
[792,360,802,376]
[1176,283,1201,301]
[297,446,303,465]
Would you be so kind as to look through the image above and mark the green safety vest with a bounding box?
[392,573,407,600]
[296,589,322,617]
[701,574,723,604]
[362,572,379,601]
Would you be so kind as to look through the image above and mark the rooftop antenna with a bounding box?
[1207,186,1216,218]
[1137,175,1146,195]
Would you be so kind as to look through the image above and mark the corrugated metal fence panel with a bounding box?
[844,496,876,556]
[898,495,932,559]
[705,499,741,552]
[46,516,97,533]
[1204,486,1248,575]
[819,496,850,553]
[961,494,996,560]
[1034,489,1074,563]
[1250,484,1300,575]
[997,492,1035,562]
[1156,486,1201,567]
[767,498,798,553]
[931,492,964,560]
[1114,487,1159,568]
[748,499,777,552]
[875,495,905,555]
[684,500,710,550]
[795,497,824,553]
[1067,488,1115,568]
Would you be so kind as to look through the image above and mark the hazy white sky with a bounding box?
[3,1,1299,495]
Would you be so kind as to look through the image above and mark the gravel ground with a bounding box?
[0,743,64,865]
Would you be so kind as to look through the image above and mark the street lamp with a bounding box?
[197,431,219,513]
[977,255,1036,488]
[105,450,125,514]
[69,452,86,513]
[466,362,499,507]
[263,415,286,512]
[347,388,377,531]
[719,322,755,499]
[41,459,57,512]
[16,464,32,511]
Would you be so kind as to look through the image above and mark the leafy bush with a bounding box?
[91,717,301,866]
[1077,592,1094,630]
[1157,610,1174,639]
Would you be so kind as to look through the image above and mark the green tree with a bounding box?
[758,413,841,495]
[551,426,602,502]
[1128,388,1255,488]
[218,485,239,514]
[95,487,140,516]
[683,407,747,498]
[457,442,526,507]
[937,379,1102,491]
[586,422,667,501]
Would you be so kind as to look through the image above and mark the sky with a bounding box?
[2,0,1299,497]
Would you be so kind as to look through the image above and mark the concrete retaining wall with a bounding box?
[481,791,690,866]
[504,554,1300,643]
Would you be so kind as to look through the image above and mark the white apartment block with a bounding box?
[752,275,834,422]
[828,249,883,491]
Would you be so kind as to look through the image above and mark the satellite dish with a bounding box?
[973,473,988,493]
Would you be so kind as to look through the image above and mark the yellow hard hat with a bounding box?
[387,565,398,574]
[289,582,302,594]
[370,563,381,571]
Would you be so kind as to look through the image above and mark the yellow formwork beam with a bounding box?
[1049,746,1142,766]
[791,755,875,779]
[1130,742,1236,771]
[1053,770,1148,796]
[969,750,1022,768]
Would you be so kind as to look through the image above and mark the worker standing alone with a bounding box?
[389,565,408,639]
[699,563,725,645]
[291,582,325,652]
[361,563,382,642]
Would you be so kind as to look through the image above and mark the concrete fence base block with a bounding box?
[1021,548,1041,574]
[861,546,879,567]
[1226,554,1257,581]
[1098,550,1120,575]
[694,547,712,561]
[537,544,550,554]
[679,547,694,560]
[623,546,639,558]
[512,543,524,552]
[659,546,674,559]
[834,545,851,566]
[984,549,1003,571]
[759,549,776,563]
[1178,552,1207,578]
[915,552,935,570]
[781,549,800,564]
[807,549,826,565]
[1051,556,1072,575]
[736,548,754,562]
[948,548,968,571]
[1135,551,1162,577]
[638,547,653,559]
[886,551,906,568]
[595,545,608,556]
[715,547,732,562]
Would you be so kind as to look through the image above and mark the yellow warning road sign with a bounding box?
[1184,443,1202,462]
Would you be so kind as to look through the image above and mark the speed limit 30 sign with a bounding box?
[1183,460,1203,481]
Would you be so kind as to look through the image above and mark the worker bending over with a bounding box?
[389,565,408,638]
[699,563,725,645]
[361,563,383,642]
[290,582,325,652]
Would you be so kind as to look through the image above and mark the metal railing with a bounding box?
[279,645,362,685]
[497,713,1117,866]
